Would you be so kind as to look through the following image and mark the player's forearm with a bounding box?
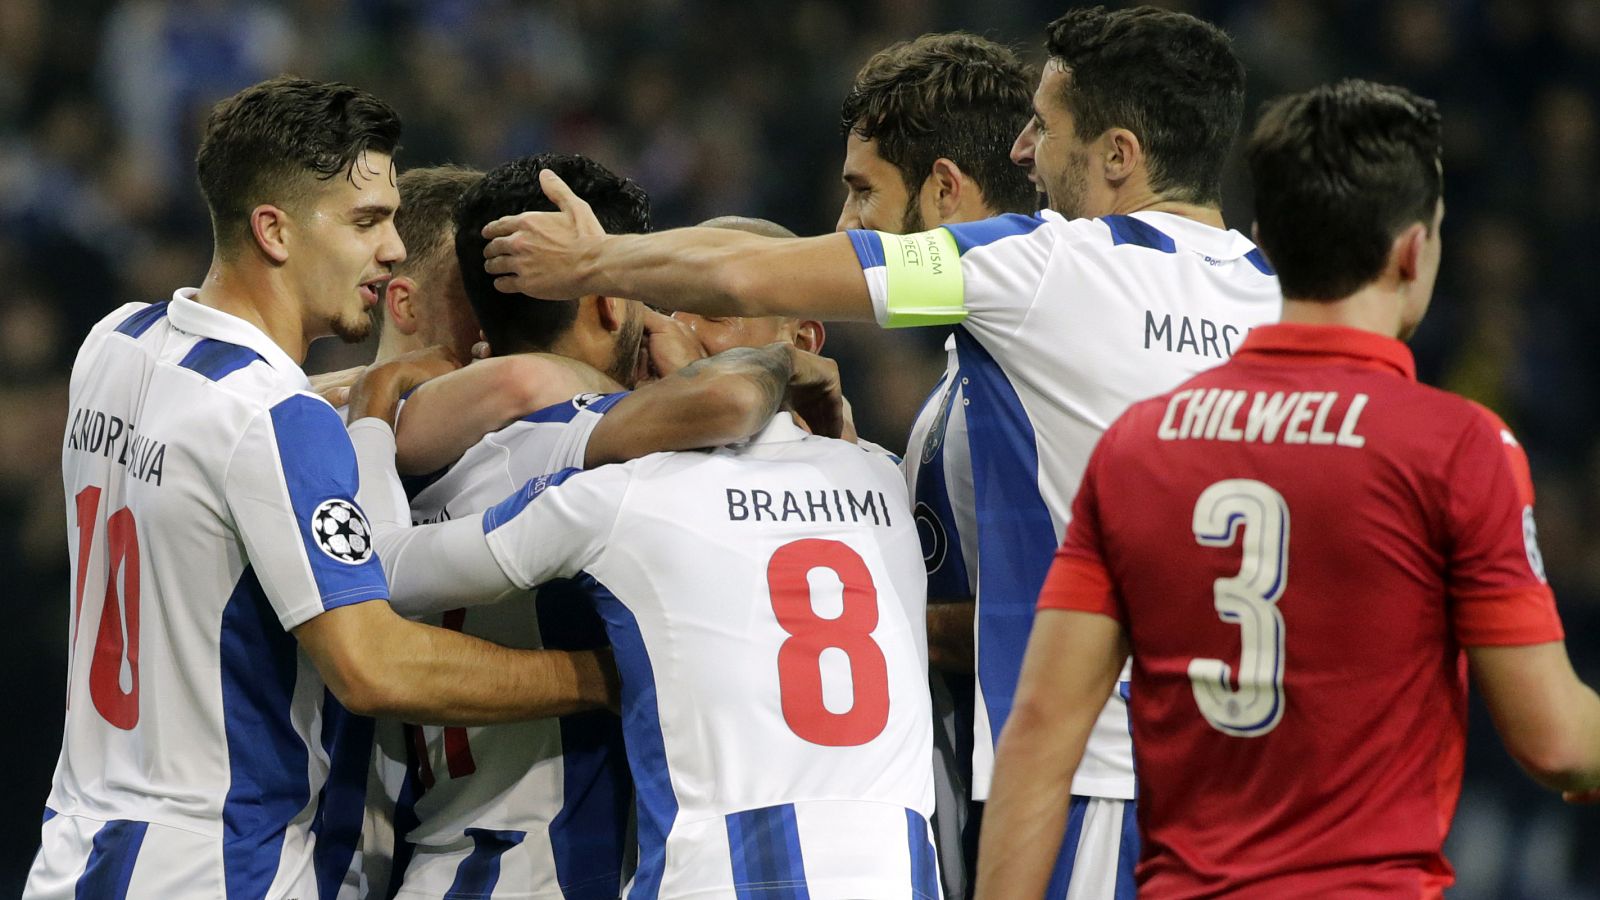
[585,229,874,321]
[927,600,975,673]
[395,356,621,474]
[975,697,1092,898]
[585,345,789,467]
[371,625,617,723]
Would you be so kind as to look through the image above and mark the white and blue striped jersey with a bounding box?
[458,415,939,899]
[28,290,390,900]
[851,211,1281,801]
[384,391,632,899]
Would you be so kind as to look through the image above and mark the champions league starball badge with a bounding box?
[311,498,373,564]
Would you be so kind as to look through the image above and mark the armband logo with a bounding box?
[311,498,374,565]
[1522,506,1547,584]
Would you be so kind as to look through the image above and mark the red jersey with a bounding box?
[1039,323,1562,899]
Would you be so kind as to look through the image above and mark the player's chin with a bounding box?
[330,311,373,344]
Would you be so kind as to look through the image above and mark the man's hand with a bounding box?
[642,309,706,381]
[347,346,462,426]
[310,365,366,408]
[482,169,604,300]
[782,345,846,440]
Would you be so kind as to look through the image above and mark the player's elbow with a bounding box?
[1507,733,1600,792]
[320,651,401,717]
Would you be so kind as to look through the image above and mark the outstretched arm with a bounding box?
[1471,642,1600,801]
[482,168,876,321]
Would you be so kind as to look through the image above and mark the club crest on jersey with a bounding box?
[1523,506,1547,584]
[311,498,373,565]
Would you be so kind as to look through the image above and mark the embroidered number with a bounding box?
[1189,479,1289,737]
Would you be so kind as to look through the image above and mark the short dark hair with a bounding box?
[454,154,650,354]
[1247,80,1443,301]
[397,165,482,279]
[1044,6,1244,206]
[840,32,1036,216]
[197,76,401,254]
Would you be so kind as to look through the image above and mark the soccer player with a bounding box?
[977,79,1600,898]
[345,393,939,898]
[26,78,617,900]
[476,8,1279,895]
[832,32,1038,898]
[373,154,850,900]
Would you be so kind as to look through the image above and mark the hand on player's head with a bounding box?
[781,344,846,440]
[641,308,707,381]
[481,170,606,302]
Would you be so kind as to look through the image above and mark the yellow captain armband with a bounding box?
[877,228,967,327]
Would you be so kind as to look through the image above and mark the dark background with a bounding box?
[2,0,1596,896]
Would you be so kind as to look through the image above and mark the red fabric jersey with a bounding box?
[1039,323,1562,899]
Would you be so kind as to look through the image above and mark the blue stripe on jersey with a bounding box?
[1101,215,1176,253]
[911,372,972,600]
[268,394,390,611]
[481,467,580,533]
[220,567,309,899]
[443,828,526,900]
[520,391,630,424]
[589,576,677,900]
[906,809,939,900]
[537,579,631,899]
[1043,795,1092,899]
[726,804,809,900]
[1245,247,1275,275]
[847,229,886,270]
[386,759,424,900]
[943,213,1049,256]
[75,819,148,900]
[113,301,169,338]
[1115,799,1139,900]
[178,338,264,382]
[954,331,1058,759]
[43,806,57,823]
[309,693,374,899]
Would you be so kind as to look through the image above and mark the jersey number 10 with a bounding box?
[768,539,890,747]
[72,485,142,730]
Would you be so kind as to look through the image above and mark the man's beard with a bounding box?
[900,189,926,234]
[1045,151,1090,219]
[330,309,373,344]
[607,311,645,387]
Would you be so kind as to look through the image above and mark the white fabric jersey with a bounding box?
[362,416,941,899]
[383,391,631,900]
[28,291,390,900]
[851,211,1281,800]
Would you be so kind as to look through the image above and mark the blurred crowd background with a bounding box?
[2,0,1596,895]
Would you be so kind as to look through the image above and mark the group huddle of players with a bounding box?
[26,5,1600,900]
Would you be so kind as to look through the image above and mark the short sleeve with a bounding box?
[1037,433,1121,622]
[848,214,1056,331]
[481,463,633,590]
[1445,409,1562,646]
[226,394,389,631]
[500,391,629,480]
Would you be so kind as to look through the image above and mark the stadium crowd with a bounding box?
[3,0,1598,896]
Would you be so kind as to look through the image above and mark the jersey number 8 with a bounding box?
[767,539,890,747]
[1190,479,1289,738]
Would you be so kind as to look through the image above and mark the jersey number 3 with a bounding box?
[73,486,141,730]
[1190,479,1289,738]
[768,539,889,747]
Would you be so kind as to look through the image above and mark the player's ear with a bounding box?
[1393,221,1429,285]
[929,158,965,221]
[793,319,825,354]
[249,204,291,264]
[385,276,421,336]
[1103,127,1141,186]
[594,295,626,334]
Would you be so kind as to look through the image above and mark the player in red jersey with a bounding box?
[975,79,1600,899]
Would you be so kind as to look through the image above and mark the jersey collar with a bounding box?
[1236,322,1416,380]
[167,288,307,383]
[746,413,813,445]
